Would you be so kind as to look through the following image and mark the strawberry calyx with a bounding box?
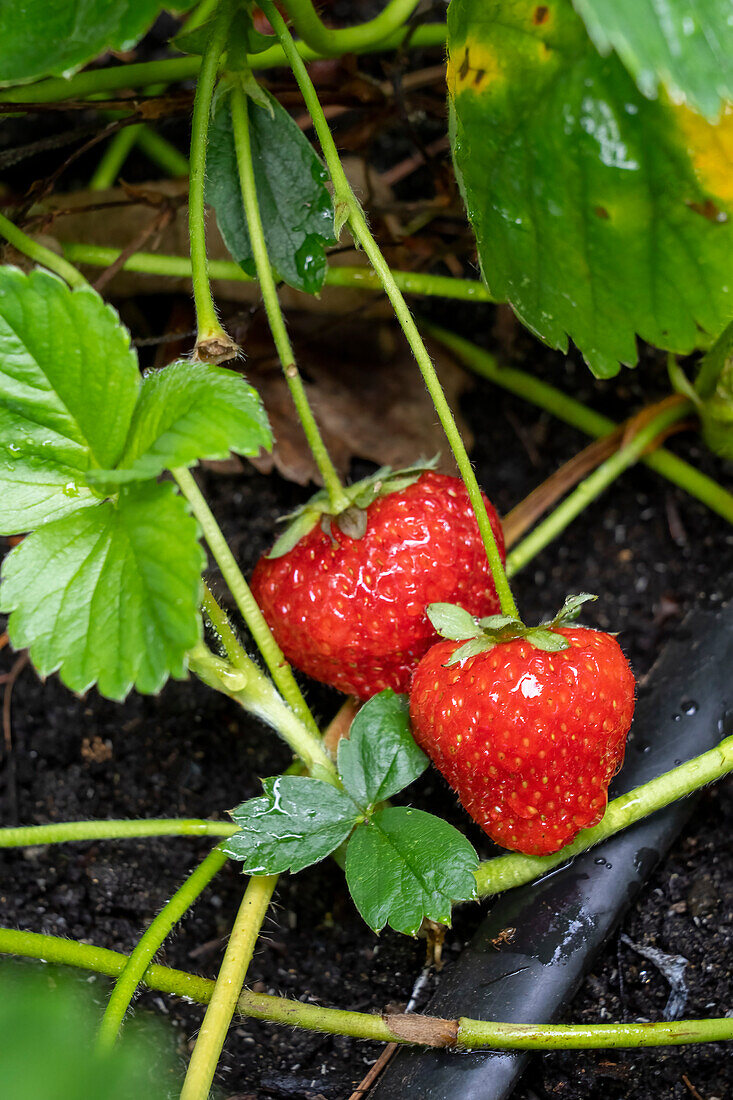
[427,592,598,665]
[266,457,439,558]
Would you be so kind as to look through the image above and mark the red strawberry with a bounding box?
[409,599,635,855]
[251,467,505,699]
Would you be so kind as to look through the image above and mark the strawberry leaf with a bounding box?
[337,690,428,808]
[207,87,335,295]
[0,481,204,700]
[0,267,139,533]
[572,0,733,121]
[86,359,272,487]
[222,776,361,874]
[427,602,482,641]
[345,807,478,934]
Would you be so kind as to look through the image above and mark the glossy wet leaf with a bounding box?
[223,776,361,873]
[0,1,194,85]
[337,690,428,808]
[87,359,272,486]
[0,481,204,700]
[572,0,733,120]
[207,88,335,294]
[0,267,139,533]
[448,0,733,376]
[345,807,479,934]
[1,971,180,1099]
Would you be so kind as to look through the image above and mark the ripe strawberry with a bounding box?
[409,598,635,855]
[250,465,505,699]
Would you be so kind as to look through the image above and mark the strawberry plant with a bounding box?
[0,1,732,1097]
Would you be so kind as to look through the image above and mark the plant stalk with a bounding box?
[96,845,227,1051]
[1,928,731,1050]
[59,243,496,301]
[426,325,733,528]
[173,466,319,736]
[0,211,87,288]
[180,875,278,1100]
[259,0,518,619]
[188,0,237,353]
[476,734,733,897]
[188,641,337,783]
[229,77,348,512]
[283,0,421,55]
[0,819,236,847]
[0,26,447,106]
[505,401,691,577]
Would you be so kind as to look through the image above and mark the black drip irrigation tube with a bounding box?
[372,602,733,1100]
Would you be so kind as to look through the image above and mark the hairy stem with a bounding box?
[188,0,236,351]
[427,325,733,527]
[180,875,278,1100]
[59,243,495,301]
[505,401,691,577]
[1,928,731,1050]
[260,0,518,619]
[476,734,733,897]
[188,641,337,783]
[0,819,236,847]
[229,77,348,512]
[96,846,227,1051]
[0,211,86,288]
[283,0,420,55]
[0,26,447,105]
[173,466,319,736]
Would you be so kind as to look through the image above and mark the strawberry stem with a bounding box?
[258,0,519,620]
[229,76,350,514]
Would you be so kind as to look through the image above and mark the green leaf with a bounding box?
[0,1,194,85]
[0,267,139,533]
[87,359,271,486]
[0,970,180,1100]
[338,690,427,808]
[572,0,733,121]
[207,88,336,295]
[426,602,482,641]
[345,807,478,934]
[0,481,204,700]
[173,9,273,58]
[222,775,360,873]
[448,0,733,376]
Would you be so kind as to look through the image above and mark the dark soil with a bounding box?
[1,7,732,1097]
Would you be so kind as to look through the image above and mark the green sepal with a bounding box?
[432,591,599,665]
[172,6,273,60]
[266,457,439,559]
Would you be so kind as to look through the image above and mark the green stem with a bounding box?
[283,0,421,55]
[260,0,517,619]
[180,875,278,1100]
[90,124,142,190]
[505,401,691,577]
[201,583,251,669]
[0,26,447,106]
[59,243,495,302]
[173,466,319,736]
[1,928,731,1050]
[0,211,86,288]
[229,77,348,512]
[476,734,733,897]
[694,317,733,398]
[188,641,337,783]
[188,0,236,351]
[427,325,733,527]
[0,819,236,847]
[96,846,227,1051]
[136,127,190,177]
